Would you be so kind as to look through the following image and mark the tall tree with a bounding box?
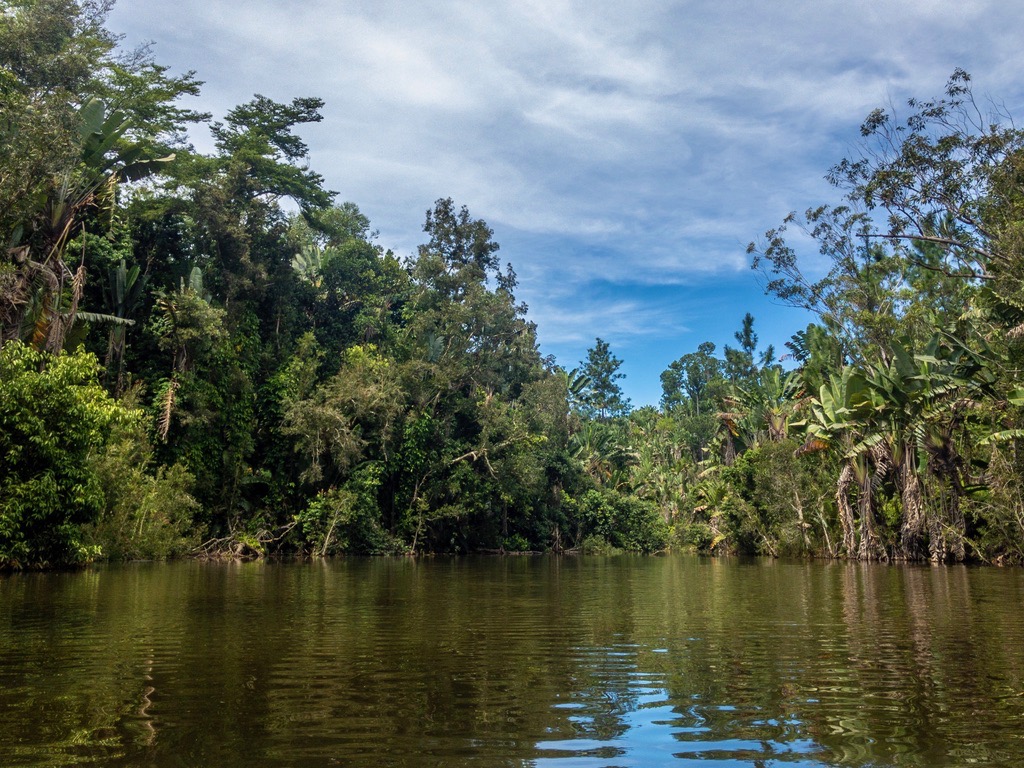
[662,341,721,415]
[581,337,629,420]
[748,70,1024,365]
[724,313,773,382]
[0,0,193,349]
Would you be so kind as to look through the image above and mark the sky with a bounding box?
[108,0,1024,406]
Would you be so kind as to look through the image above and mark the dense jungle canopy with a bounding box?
[3,1,1024,568]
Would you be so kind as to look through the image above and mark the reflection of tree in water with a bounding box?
[253,557,650,768]
[550,644,646,740]
[646,560,832,764]
[540,558,834,766]
[0,569,169,765]
[803,563,1024,766]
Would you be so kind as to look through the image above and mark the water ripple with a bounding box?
[3,557,1024,766]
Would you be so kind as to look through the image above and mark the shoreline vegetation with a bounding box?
[4,3,1024,570]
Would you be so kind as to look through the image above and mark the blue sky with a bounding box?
[109,0,1024,406]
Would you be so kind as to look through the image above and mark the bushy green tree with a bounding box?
[571,487,669,553]
[748,71,1024,561]
[0,342,135,567]
[82,418,199,560]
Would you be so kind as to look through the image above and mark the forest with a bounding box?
[4,0,1024,568]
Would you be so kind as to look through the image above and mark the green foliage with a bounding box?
[785,323,846,395]
[8,15,1024,571]
[2,7,587,565]
[580,338,630,420]
[0,342,134,567]
[579,534,621,555]
[210,95,333,213]
[0,0,114,239]
[967,447,1024,564]
[677,521,716,551]
[502,533,531,552]
[283,343,403,486]
[661,341,721,415]
[294,464,401,555]
[722,441,834,556]
[147,295,257,524]
[724,313,763,382]
[418,197,501,282]
[83,420,199,560]
[572,488,669,553]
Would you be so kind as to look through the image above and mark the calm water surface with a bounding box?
[2,556,1024,767]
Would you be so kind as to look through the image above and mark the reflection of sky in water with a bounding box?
[534,641,830,767]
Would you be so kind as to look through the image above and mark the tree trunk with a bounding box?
[855,448,888,561]
[928,506,947,563]
[928,488,966,563]
[857,470,879,561]
[793,488,812,553]
[949,492,966,562]
[898,458,926,561]
[837,463,857,557]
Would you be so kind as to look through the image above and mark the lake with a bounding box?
[2,556,1024,767]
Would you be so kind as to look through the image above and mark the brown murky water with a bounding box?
[2,556,1023,767]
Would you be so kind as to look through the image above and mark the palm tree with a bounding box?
[569,420,634,489]
[718,368,804,463]
[628,414,694,524]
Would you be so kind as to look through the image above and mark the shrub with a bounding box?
[574,487,669,553]
[294,463,401,555]
[82,421,200,560]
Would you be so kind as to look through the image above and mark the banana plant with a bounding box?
[717,367,805,467]
[562,367,592,411]
[800,365,877,557]
[5,98,172,351]
[802,331,1006,561]
[76,258,148,392]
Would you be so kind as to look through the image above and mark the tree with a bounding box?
[0,342,136,567]
[208,95,333,214]
[661,341,721,415]
[1,0,206,351]
[749,70,1024,365]
[660,341,723,463]
[799,333,1002,561]
[2,95,173,350]
[785,323,846,395]
[1,2,600,563]
[724,313,774,383]
[283,344,403,487]
[420,197,501,279]
[0,0,115,238]
[748,70,1024,561]
[581,337,629,420]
